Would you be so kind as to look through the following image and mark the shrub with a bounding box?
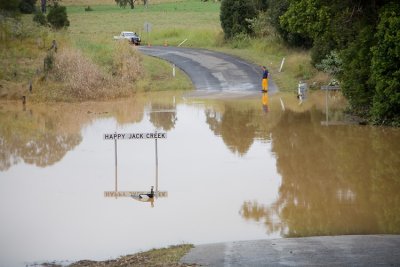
[0,0,20,12]
[339,26,375,115]
[84,6,93,12]
[47,3,70,29]
[19,0,36,14]
[247,11,274,38]
[229,33,251,49]
[370,3,400,126]
[44,51,55,72]
[220,0,257,39]
[33,11,47,26]
[51,48,112,99]
[112,41,143,83]
[315,50,342,76]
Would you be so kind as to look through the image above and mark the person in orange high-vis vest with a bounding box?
[262,66,269,92]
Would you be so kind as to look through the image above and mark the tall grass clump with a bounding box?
[51,47,112,99]
[44,42,144,101]
[112,41,143,83]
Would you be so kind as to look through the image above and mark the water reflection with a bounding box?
[240,109,400,237]
[1,91,399,266]
[262,92,269,113]
[0,105,82,171]
[205,104,256,155]
[149,98,177,131]
[204,97,282,156]
[103,137,168,208]
[0,98,148,171]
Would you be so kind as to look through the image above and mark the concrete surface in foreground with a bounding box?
[181,235,400,266]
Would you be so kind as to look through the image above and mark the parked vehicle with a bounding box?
[113,31,141,45]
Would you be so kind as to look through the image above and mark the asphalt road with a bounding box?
[180,235,400,267]
[138,46,278,96]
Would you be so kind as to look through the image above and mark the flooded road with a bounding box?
[0,91,399,266]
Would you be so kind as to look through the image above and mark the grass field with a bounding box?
[66,0,221,49]
[0,0,327,101]
[64,0,325,93]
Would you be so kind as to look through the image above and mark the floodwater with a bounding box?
[0,91,399,266]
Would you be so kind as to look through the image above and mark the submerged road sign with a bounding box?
[104,132,167,140]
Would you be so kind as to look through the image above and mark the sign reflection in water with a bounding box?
[0,92,399,266]
[103,132,168,208]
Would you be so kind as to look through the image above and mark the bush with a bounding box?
[44,51,55,72]
[339,26,375,115]
[268,0,312,48]
[84,6,93,12]
[112,41,143,83]
[220,0,257,39]
[19,0,36,14]
[315,50,342,76]
[47,3,70,29]
[370,2,400,125]
[51,48,112,99]
[229,32,251,49]
[33,11,47,26]
[0,0,20,12]
[248,11,274,38]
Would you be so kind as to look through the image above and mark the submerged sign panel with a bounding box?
[104,132,167,140]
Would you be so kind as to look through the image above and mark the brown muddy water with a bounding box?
[0,91,399,266]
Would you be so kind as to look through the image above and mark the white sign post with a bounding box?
[103,132,168,201]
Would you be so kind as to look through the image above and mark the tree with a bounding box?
[270,0,399,124]
[0,0,21,13]
[115,0,136,9]
[19,0,36,13]
[33,10,47,25]
[46,2,69,29]
[338,26,375,115]
[252,0,268,12]
[370,3,400,125]
[268,0,312,48]
[220,0,257,39]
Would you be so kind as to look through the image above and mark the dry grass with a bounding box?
[36,42,144,101]
[1,0,330,102]
[111,41,143,83]
[52,48,112,98]
[67,244,195,267]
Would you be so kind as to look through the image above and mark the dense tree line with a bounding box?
[0,0,69,29]
[220,0,400,125]
[0,0,36,14]
[114,0,148,9]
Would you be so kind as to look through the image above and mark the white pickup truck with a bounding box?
[113,31,141,45]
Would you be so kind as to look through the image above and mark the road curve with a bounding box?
[138,46,278,95]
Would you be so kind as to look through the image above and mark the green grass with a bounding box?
[64,0,326,94]
[67,0,219,14]
[138,55,194,92]
[66,0,221,47]
[1,0,328,101]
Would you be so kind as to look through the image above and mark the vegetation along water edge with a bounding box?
[0,1,398,117]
